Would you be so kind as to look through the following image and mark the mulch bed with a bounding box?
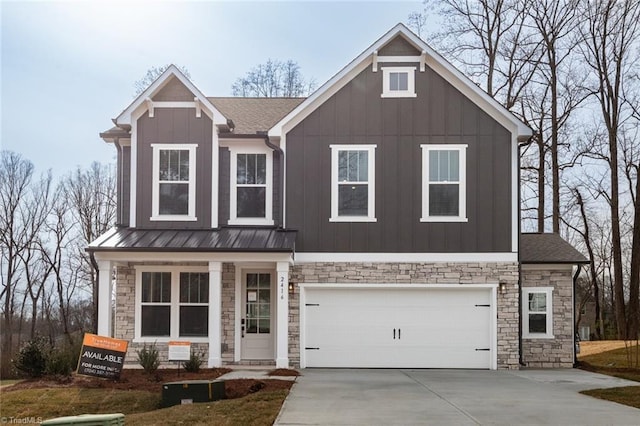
[268,368,300,377]
[3,368,294,398]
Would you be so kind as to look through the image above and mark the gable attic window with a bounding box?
[330,145,376,222]
[151,144,198,221]
[381,67,416,98]
[421,144,468,222]
[229,146,274,226]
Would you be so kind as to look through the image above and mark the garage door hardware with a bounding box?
[305,347,320,350]
[475,348,490,351]
[393,328,401,339]
[305,303,320,306]
[475,304,490,307]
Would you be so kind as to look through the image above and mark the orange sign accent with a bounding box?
[82,333,129,353]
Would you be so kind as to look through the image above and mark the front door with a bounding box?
[241,271,274,359]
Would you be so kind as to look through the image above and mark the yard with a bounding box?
[578,340,640,408]
[0,369,295,425]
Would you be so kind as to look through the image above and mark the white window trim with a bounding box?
[229,146,274,226]
[330,144,377,222]
[420,144,468,222]
[522,287,554,339]
[150,143,198,221]
[381,66,417,98]
[134,265,210,343]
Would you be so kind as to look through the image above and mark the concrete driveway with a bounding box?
[275,369,640,425]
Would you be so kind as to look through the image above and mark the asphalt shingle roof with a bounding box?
[209,97,305,135]
[520,233,589,264]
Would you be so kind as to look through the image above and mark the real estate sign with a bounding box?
[168,341,191,361]
[77,333,128,380]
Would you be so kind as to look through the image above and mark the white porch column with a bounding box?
[208,261,223,368]
[97,260,113,336]
[276,261,290,368]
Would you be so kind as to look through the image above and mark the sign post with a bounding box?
[168,341,191,375]
[77,333,128,380]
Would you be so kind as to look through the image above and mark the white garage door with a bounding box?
[302,286,494,369]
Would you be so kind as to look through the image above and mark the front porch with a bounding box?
[88,227,297,369]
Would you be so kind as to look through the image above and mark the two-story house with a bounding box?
[89,24,588,370]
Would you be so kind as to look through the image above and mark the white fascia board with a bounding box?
[115,64,227,127]
[294,252,518,263]
[268,23,532,140]
[92,251,293,264]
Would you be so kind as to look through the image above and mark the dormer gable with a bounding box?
[114,64,228,127]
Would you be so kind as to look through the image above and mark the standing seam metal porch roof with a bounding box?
[87,227,296,252]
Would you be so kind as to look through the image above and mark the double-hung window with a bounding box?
[522,287,554,339]
[421,144,467,222]
[229,147,273,225]
[136,267,209,341]
[381,67,416,98]
[330,145,376,222]
[151,144,197,221]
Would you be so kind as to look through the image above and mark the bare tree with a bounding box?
[232,59,315,97]
[62,163,116,332]
[579,0,640,339]
[133,64,191,96]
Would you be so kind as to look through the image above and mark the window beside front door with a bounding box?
[330,145,377,222]
[522,287,554,339]
[229,148,273,225]
[421,144,467,222]
[150,144,198,221]
[136,266,209,340]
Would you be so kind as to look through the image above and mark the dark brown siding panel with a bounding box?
[273,152,281,227]
[136,109,213,229]
[152,77,195,101]
[286,65,513,253]
[218,147,230,226]
[122,146,131,227]
[378,36,421,56]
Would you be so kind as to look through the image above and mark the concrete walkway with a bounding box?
[217,369,297,381]
[275,369,640,425]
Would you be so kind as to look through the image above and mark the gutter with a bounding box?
[259,132,285,229]
[573,264,583,367]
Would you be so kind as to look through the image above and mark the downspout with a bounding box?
[89,250,100,334]
[573,264,583,367]
[260,132,285,228]
[517,138,532,367]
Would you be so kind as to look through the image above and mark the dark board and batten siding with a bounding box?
[286,60,512,253]
[136,108,213,229]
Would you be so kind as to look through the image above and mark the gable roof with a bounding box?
[209,97,305,135]
[520,233,589,264]
[114,64,228,127]
[269,23,532,140]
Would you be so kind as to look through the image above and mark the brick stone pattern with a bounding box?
[521,266,574,368]
[289,262,520,369]
[220,262,235,363]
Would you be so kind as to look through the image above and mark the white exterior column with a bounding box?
[276,261,290,368]
[208,261,222,368]
[97,260,113,336]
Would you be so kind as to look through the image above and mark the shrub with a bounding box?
[13,336,48,378]
[137,342,160,374]
[183,351,204,373]
[46,341,81,377]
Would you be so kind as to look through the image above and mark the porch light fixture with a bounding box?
[288,282,295,295]
[499,282,507,294]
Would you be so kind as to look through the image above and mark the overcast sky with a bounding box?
[1,0,421,176]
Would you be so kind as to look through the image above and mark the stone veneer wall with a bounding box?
[289,262,520,369]
[521,265,574,368]
[114,262,236,368]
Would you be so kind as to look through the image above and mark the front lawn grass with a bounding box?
[0,387,288,425]
[578,344,640,408]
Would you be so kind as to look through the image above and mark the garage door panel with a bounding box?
[303,286,493,369]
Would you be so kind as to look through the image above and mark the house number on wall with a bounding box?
[280,276,285,300]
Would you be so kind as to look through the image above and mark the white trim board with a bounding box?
[294,252,518,263]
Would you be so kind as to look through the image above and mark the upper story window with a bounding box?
[421,144,467,222]
[523,287,554,339]
[381,67,416,98]
[151,144,197,221]
[330,145,376,222]
[229,147,273,225]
